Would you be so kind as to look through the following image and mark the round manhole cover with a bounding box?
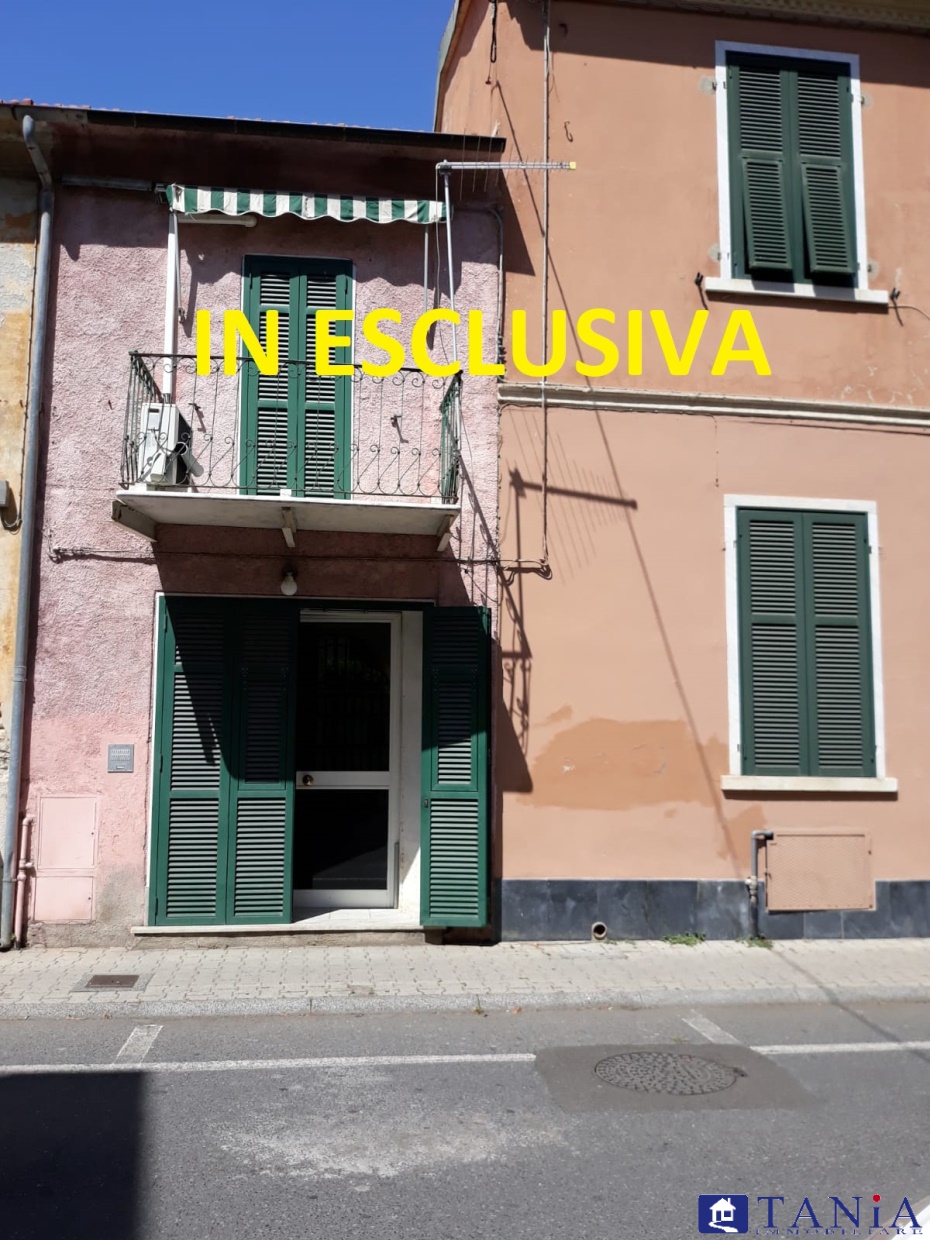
[594,1051,742,1095]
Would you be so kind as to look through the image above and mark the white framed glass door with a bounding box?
[293,612,400,910]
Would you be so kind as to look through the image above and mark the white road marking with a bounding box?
[753,1040,930,1056]
[2,1041,928,1077]
[114,1025,162,1063]
[683,1013,741,1044]
[0,1052,537,1077]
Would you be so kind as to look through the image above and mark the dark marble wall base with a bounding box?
[499,879,930,941]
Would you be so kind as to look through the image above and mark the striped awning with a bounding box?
[166,184,446,224]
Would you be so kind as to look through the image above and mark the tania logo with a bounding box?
[697,1193,924,1235]
[194,307,772,380]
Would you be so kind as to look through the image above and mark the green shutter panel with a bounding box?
[153,602,230,925]
[301,272,351,498]
[804,513,874,775]
[226,604,296,924]
[797,69,856,276]
[738,511,807,775]
[420,607,490,927]
[730,62,793,274]
[241,266,299,495]
[242,258,353,501]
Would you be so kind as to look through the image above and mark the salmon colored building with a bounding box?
[437,0,930,938]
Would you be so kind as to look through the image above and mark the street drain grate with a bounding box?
[85,974,140,990]
[594,1051,743,1096]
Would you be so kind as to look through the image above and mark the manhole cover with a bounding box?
[594,1051,742,1095]
[86,974,139,990]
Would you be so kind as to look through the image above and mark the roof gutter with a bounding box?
[1,117,54,950]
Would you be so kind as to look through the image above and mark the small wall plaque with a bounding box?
[107,744,134,774]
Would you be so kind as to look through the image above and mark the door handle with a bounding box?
[298,772,315,788]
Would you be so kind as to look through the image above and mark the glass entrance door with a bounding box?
[293,614,399,910]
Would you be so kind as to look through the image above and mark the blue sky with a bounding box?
[2,1,452,133]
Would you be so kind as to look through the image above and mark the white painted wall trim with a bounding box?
[722,775,897,792]
[722,495,891,788]
[714,40,870,293]
[703,276,888,305]
[496,382,930,429]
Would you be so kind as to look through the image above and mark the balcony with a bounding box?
[113,352,462,542]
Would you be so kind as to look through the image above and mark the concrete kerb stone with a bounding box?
[1,981,930,1021]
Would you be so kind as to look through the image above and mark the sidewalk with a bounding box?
[1,938,929,1018]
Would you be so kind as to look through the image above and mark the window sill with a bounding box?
[722,775,898,794]
[704,277,889,307]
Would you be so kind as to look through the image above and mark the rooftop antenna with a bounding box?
[435,159,575,368]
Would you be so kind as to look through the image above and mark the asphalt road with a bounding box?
[2,1000,929,1240]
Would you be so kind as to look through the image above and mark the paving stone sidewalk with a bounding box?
[1,938,929,1018]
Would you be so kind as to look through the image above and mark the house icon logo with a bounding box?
[698,1194,749,1233]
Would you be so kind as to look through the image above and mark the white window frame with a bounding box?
[707,40,889,307]
[722,495,896,793]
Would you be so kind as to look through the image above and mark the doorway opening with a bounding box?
[293,613,400,912]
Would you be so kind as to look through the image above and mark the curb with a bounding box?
[0,981,927,1019]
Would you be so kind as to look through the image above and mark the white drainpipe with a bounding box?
[163,210,179,399]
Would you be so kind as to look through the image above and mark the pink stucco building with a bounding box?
[1,106,503,944]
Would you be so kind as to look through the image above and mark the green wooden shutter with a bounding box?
[738,509,875,777]
[152,598,297,927]
[302,271,352,498]
[152,600,231,924]
[226,603,297,924]
[804,513,875,775]
[738,510,807,775]
[796,67,856,276]
[729,61,793,274]
[242,257,352,500]
[420,607,490,927]
[242,266,298,495]
[728,55,857,283]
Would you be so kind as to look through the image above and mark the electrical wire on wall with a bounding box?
[540,0,551,576]
[486,0,499,83]
[501,0,555,585]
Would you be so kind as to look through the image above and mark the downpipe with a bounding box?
[13,814,34,948]
[0,117,54,950]
[747,830,774,940]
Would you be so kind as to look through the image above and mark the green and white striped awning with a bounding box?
[167,184,446,224]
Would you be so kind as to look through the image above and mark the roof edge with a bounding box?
[434,0,475,131]
[0,101,504,154]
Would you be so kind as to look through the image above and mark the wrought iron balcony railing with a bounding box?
[122,353,462,505]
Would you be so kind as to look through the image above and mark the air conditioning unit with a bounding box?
[137,402,187,486]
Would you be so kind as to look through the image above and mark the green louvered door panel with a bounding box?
[420,607,490,927]
[737,509,874,777]
[241,257,352,499]
[303,272,352,497]
[244,267,296,495]
[728,54,856,283]
[152,599,297,926]
[152,601,231,924]
[796,68,856,275]
[227,604,297,924]
[805,513,874,775]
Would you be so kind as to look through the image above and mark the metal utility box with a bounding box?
[764,830,874,912]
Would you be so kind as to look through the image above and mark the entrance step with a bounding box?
[130,928,426,949]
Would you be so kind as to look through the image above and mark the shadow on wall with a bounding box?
[0,1070,143,1239]
[498,413,750,877]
